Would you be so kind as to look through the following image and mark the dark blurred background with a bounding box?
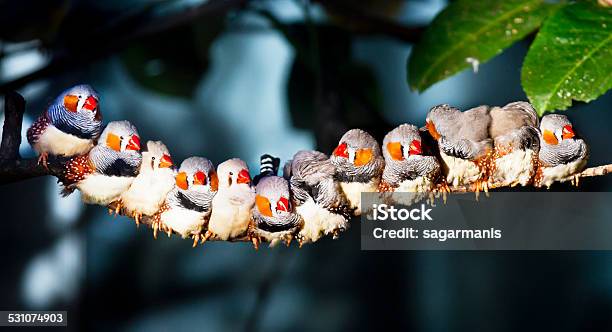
[0,0,611,331]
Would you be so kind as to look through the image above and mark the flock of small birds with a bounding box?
[26,84,589,248]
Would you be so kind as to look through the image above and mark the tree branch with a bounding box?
[0,92,25,161]
[1,91,611,244]
[0,92,64,184]
[447,164,612,193]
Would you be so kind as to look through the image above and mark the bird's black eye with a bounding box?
[229,172,233,176]
[120,136,124,140]
[152,157,155,161]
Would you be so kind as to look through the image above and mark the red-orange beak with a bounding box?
[333,142,349,158]
[193,171,207,186]
[237,169,251,184]
[83,96,98,111]
[126,135,140,151]
[409,140,422,156]
[158,154,173,168]
[562,125,575,140]
[426,120,441,140]
[276,196,290,213]
[210,171,219,192]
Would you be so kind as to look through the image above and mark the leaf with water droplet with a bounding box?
[407,0,557,92]
[522,1,612,114]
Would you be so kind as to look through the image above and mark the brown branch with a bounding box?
[0,92,64,184]
[0,92,25,160]
[446,164,612,193]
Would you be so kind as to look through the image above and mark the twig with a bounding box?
[446,164,612,193]
[0,92,64,184]
[0,92,25,161]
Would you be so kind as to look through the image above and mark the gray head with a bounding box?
[382,124,423,163]
[540,114,578,146]
[52,84,100,117]
[382,124,440,184]
[99,121,140,153]
[330,129,384,181]
[175,156,218,193]
[89,121,141,175]
[47,84,102,139]
[216,158,251,190]
[253,176,301,231]
[425,104,461,139]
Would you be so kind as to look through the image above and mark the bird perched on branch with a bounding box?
[250,175,303,249]
[330,129,384,215]
[488,101,540,187]
[118,141,175,224]
[205,158,255,242]
[27,84,102,166]
[284,150,352,245]
[426,104,492,191]
[536,114,589,188]
[152,157,217,245]
[59,121,141,205]
[380,124,441,193]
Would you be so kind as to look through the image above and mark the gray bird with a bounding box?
[426,104,492,190]
[380,124,441,192]
[330,129,384,215]
[488,101,541,187]
[250,176,303,249]
[537,114,588,188]
[284,150,352,245]
[59,120,142,206]
[151,157,218,245]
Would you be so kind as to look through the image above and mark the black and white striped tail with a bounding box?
[253,154,280,185]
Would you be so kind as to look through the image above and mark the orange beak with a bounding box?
[237,169,251,184]
[333,142,349,158]
[158,154,173,168]
[193,171,207,186]
[409,140,422,156]
[210,171,219,192]
[426,120,441,140]
[562,125,575,140]
[176,172,188,190]
[276,196,290,213]
[255,195,273,217]
[83,96,98,111]
[63,95,79,113]
[126,135,140,151]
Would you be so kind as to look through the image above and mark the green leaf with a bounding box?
[522,1,612,114]
[408,0,555,92]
